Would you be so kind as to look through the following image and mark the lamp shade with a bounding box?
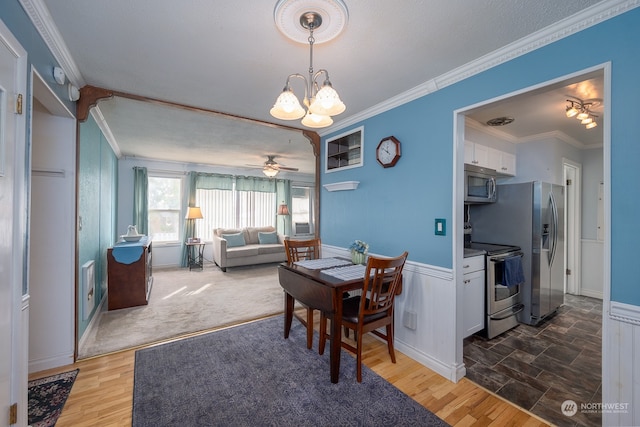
[301,111,333,128]
[185,206,203,219]
[270,89,306,120]
[277,203,290,215]
[263,167,279,177]
[309,81,346,116]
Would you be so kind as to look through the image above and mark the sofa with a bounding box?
[212,226,287,272]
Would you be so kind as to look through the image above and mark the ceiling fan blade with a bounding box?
[278,166,299,171]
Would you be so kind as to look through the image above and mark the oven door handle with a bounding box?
[490,303,524,321]
[488,252,524,263]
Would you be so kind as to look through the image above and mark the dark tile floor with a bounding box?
[463,294,602,427]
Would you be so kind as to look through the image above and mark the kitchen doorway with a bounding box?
[455,64,609,423]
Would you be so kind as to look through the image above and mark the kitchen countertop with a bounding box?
[464,247,486,258]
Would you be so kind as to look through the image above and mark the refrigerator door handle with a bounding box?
[549,191,558,267]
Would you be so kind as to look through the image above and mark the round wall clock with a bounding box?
[376,136,401,168]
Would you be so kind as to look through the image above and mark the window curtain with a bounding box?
[132,167,148,235]
[276,179,291,236]
[180,171,197,267]
[197,173,234,190]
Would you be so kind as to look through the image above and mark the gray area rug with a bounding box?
[132,316,449,426]
[79,264,284,358]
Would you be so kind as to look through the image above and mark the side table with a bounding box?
[186,242,205,270]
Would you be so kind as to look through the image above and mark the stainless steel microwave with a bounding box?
[464,164,497,203]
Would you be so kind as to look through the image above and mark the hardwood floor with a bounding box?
[30,315,550,427]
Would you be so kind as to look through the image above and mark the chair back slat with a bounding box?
[360,252,408,317]
[284,238,321,262]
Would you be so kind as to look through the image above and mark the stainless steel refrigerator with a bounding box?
[470,181,565,325]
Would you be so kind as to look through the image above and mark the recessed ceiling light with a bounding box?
[486,116,515,126]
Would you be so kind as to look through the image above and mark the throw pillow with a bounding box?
[222,232,246,248]
[258,231,278,244]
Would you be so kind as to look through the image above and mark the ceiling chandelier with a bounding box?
[565,96,600,130]
[270,1,348,129]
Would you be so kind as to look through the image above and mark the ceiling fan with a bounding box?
[248,155,299,177]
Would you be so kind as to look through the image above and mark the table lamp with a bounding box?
[185,206,203,242]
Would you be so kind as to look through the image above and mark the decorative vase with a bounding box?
[351,251,367,265]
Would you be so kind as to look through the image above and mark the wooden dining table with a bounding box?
[277,258,365,383]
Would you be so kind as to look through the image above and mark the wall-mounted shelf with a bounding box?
[323,181,360,192]
[325,126,364,173]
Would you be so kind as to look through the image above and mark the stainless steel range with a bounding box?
[466,242,524,339]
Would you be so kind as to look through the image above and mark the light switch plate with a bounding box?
[435,218,446,236]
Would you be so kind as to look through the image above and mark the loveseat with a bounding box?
[212,226,287,272]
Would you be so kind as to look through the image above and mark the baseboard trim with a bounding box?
[395,340,463,383]
[580,289,603,300]
[78,295,107,352]
[29,353,75,373]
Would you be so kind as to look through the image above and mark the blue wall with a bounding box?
[77,116,117,338]
[1,1,118,339]
[321,8,640,306]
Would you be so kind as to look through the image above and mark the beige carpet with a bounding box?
[78,263,285,359]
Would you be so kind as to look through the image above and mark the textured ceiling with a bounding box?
[34,0,611,173]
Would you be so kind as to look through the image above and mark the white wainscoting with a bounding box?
[581,239,603,299]
[603,303,640,427]
[322,245,461,382]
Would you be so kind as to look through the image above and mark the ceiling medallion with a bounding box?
[486,116,515,127]
[274,0,349,44]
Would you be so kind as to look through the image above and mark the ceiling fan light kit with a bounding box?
[565,96,600,129]
[270,0,348,129]
[254,155,300,177]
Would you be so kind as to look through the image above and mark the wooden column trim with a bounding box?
[77,85,114,122]
[302,130,321,238]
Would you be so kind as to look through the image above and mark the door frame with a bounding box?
[563,159,582,295]
[0,17,29,427]
[453,62,610,378]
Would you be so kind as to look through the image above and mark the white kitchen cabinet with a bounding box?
[464,141,490,168]
[488,147,516,176]
[463,255,485,338]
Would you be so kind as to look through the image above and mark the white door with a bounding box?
[0,21,27,427]
[563,161,581,296]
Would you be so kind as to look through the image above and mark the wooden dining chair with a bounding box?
[284,238,322,350]
[319,251,408,382]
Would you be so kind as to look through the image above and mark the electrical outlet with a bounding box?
[435,218,446,236]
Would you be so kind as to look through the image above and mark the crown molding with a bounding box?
[19,0,85,87]
[325,0,640,135]
[90,106,121,158]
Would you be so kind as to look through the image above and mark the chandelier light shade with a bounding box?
[564,96,601,130]
[271,1,348,129]
[269,86,305,120]
[301,111,333,128]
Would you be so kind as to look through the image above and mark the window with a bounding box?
[291,185,314,235]
[195,187,276,241]
[148,176,182,242]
